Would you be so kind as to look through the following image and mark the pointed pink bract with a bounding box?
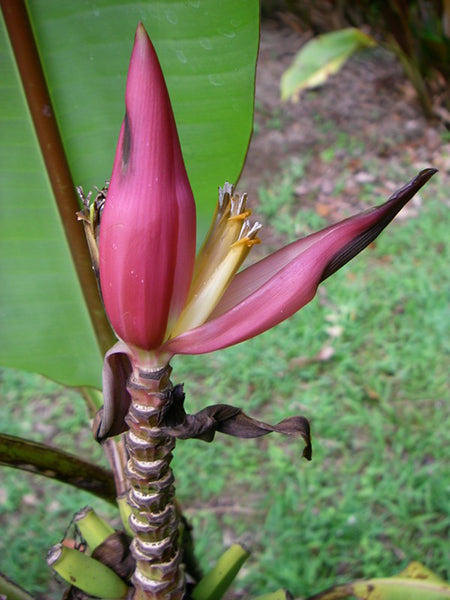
[162,169,435,355]
[99,24,196,350]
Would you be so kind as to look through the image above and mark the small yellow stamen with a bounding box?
[170,185,262,338]
[230,236,261,249]
[186,185,253,304]
[228,209,251,222]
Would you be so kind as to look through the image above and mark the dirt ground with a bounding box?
[239,20,447,228]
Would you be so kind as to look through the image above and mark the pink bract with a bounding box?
[162,169,436,355]
[99,24,196,351]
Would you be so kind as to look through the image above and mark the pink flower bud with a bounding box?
[99,24,196,351]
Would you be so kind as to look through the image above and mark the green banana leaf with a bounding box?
[0,1,259,387]
[281,28,375,102]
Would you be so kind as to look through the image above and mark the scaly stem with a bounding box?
[125,363,184,599]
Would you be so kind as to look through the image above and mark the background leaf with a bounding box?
[308,561,450,600]
[281,28,375,101]
[0,1,259,387]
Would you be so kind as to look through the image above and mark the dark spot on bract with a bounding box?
[122,111,131,172]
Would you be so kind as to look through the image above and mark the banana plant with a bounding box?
[0,0,259,595]
[0,1,439,599]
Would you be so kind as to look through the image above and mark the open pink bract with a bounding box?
[161,169,436,355]
[99,23,436,366]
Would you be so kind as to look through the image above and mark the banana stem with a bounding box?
[125,363,184,599]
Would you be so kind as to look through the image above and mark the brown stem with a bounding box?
[125,363,184,600]
[0,433,116,504]
[385,34,433,118]
[0,0,115,355]
[102,437,129,498]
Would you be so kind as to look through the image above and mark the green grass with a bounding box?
[0,170,449,597]
[0,371,118,595]
[174,175,450,596]
[257,156,327,243]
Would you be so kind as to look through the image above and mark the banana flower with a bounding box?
[96,23,435,440]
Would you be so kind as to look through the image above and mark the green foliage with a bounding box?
[282,0,450,117]
[0,11,102,387]
[25,0,259,226]
[257,158,326,242]
[0,1,259,387]
[281,28,375,102]
[254,591,291,600]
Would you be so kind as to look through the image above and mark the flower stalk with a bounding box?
[125,363,184,599]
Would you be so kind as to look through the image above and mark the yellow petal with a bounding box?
[171,218,261,337]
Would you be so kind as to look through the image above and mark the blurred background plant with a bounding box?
[279,0,450,121]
